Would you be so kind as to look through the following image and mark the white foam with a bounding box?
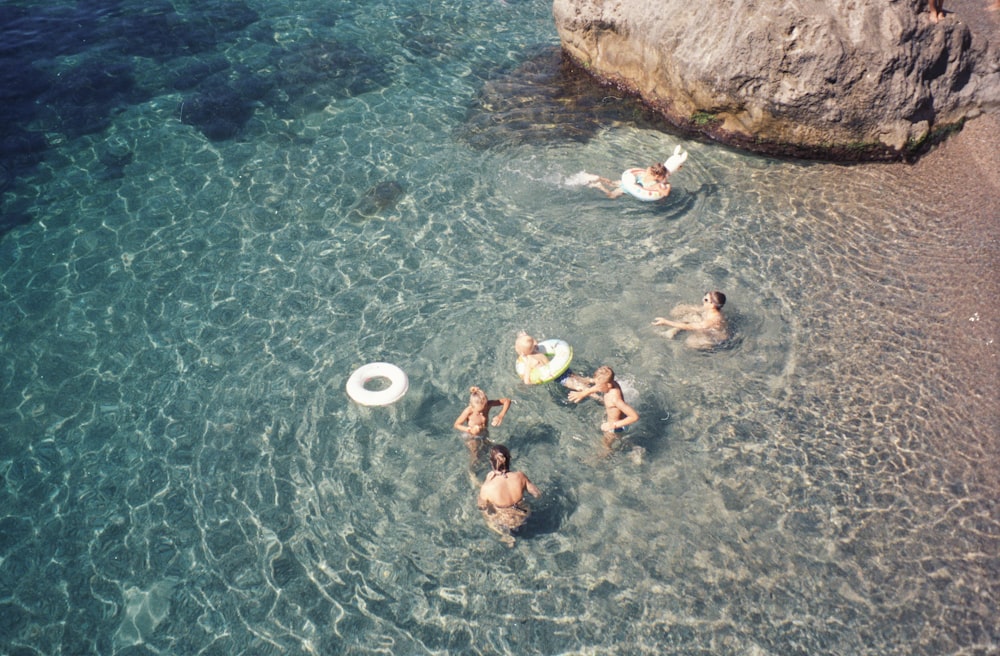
[564,171,601,187]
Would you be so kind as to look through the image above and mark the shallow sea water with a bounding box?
[1,1,997,654]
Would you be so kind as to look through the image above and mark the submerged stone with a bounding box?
[181,85,257,141]
[462,47,656,150]
[349,180,406,220]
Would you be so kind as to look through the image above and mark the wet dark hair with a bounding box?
[650,162,668,179]
[489,444,511,474]
[706,291,726,308]
[593,366,614,383]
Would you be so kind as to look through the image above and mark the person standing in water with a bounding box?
[454,386,510,460]
[478,444,541,546]
[653,290,730,349]
[453,386,510,438]
[567,366,640,455]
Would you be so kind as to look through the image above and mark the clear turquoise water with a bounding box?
[1,0,997,654]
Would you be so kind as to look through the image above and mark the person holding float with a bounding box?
[575,145,689,201]
[514,331,589,389]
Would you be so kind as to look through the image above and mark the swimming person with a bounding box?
[587,162,671,199]
[653,290,730,349]
[567,366,640,455]
[477,444,541,546]
[570,145,688,201]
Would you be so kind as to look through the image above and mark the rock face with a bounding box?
[553,0,1000,159]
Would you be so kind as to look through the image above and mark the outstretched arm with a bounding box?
[568,385,602,403]
[652,316,707,331]
[490,398,511,426]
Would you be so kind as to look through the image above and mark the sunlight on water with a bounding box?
[0,0,996,654]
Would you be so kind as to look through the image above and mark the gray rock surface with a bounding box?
[553,0,1000,159]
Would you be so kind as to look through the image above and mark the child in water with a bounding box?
[514,331,588,389]
[454,386,510,460]
[514,332,550,385]
[586,162,671,199]
[454,386,510,438]
[570,145,688,200]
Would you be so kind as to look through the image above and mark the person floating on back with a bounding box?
[653,290,730,350]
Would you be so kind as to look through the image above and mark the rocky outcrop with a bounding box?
[553,0,1000,159]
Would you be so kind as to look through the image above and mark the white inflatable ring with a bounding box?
[515,338,573,384]
[346,362,409,406]
[620,168,667,202]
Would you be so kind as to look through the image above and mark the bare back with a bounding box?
[479,471,540,508]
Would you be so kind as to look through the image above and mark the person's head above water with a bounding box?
[703,291,726,309]
[648,162,669,181]
[515,331,537,356]
[489,444,512,474]
[593,365,615,385]
[469,386,487,410]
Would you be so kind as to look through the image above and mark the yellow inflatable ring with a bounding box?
[515,339,573,384]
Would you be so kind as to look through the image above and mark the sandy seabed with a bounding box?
[879,110,1000,437]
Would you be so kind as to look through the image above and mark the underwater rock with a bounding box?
[266,39,393,116]
[93,0,259,60]
[348,180,406,220]
[40,58,151,139]
[180,84,257,141]
[96,136,133,180]
[462,47,655,150]
[168,56,232,91]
